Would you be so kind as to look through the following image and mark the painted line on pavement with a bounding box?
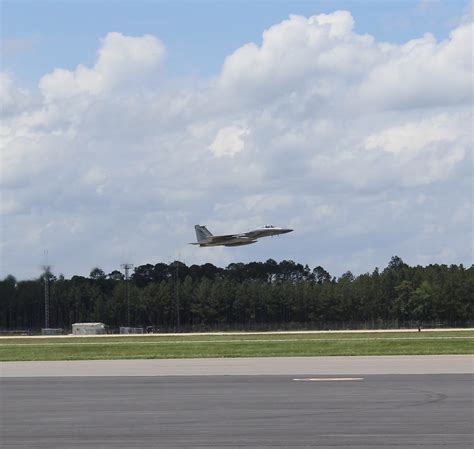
[293,377,364,381]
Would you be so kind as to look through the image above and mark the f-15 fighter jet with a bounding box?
[190,224,293,247]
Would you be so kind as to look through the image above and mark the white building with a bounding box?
[72,323,106,335]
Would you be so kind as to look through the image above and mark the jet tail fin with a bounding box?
[195,225,213,243]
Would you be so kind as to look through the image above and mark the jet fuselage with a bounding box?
[191,224,293,247]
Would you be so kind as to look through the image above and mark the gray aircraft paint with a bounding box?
[191,224,293,247]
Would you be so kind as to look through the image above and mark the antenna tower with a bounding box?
[121,263,134,326]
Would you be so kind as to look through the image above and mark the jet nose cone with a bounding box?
[283,228,293,234]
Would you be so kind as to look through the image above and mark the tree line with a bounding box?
[0,257,472,331]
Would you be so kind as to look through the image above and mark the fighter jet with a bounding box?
[190,224,293,247]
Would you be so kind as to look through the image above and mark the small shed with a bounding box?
[72,323,106,335]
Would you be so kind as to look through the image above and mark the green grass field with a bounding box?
[0,330,473,361]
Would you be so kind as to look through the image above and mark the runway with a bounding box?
[1,374,473,449]
[1,354,473,377]
[1,357,473,448]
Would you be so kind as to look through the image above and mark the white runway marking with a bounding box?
[293,377,364,381]
[1,336,473,347]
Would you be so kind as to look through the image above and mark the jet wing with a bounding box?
[205,234,241,243]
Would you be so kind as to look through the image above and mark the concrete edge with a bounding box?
[1,355,473,378]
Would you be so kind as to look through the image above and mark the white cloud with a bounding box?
[218,10,374,104]
[365,115,458,155]
[363,113,467,185]
[309,10,355,37]
[39,32,165,100]
[0,72,36,117]
[209,126,249,157]
[218,12,472,112]
[356,23,473,110]
[1,12,473,279]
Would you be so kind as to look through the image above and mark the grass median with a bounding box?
[1,330,473,361]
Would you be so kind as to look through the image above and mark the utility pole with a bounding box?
[42,265,51,329]
[121,263,133,326]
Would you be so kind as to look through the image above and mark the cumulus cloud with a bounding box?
[39,32,165,100]
[219,11,472,112]
[218,10,375,105]
[1,12,472,279]
[357,24,473,109]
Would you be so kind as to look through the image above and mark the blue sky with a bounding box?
[1,1,472,279]
[2,1,469,84]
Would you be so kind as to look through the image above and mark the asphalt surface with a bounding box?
[2,355,473,377]
[1,374,473,449]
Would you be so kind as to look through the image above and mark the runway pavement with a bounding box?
[1,374,473,449]
[1,354,473,377]
[1,356,473,448]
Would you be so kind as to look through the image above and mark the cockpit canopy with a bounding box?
[262,225,275,229]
